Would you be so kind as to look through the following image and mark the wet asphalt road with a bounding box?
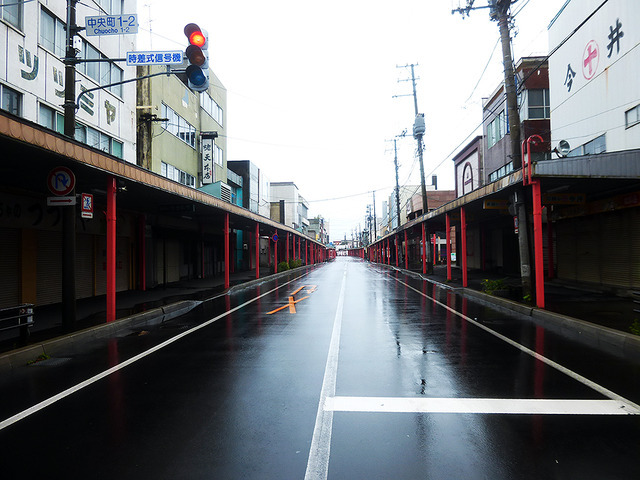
[1,257,639,479]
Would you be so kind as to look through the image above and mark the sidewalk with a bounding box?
[0,268,265,354]
[426,264,637,335]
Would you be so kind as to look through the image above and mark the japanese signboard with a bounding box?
[126,51,184,66]
[85,14,138,36]
[202,136,214,184]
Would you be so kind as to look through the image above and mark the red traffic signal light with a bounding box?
[185,23,207,48]
[184,23,209,92]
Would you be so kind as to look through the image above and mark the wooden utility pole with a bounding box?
[454,0,532,299]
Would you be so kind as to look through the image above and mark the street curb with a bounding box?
[0,300,201,373]
[461,286,640,362]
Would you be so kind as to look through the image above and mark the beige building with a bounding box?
[137,65,227,191]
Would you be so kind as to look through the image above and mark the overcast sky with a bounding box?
[137,0,568,241]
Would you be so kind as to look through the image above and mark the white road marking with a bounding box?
[391,276,640,414]
[325,396,640,415]
[304,268,347,480]
[0,272,311,432]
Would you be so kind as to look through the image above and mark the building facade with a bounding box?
[270,182,309,233]
[1,0,137,161]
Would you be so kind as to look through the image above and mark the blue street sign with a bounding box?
[86,14,138,36]
[126,51,184,66]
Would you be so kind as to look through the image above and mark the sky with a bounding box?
[137,0,568,241]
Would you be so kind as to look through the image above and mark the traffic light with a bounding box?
[184,23,209,92]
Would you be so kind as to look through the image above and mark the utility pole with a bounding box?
[64,0,78,138]
[372,191,377,241]
[61,0,79,330]
[393,139,402,230]
[396,64,428,216]
[454,0,532,300]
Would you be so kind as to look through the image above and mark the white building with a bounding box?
[270,181,309,232]
[549,0,640,155]
[1,0,137,162]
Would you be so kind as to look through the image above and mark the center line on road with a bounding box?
[305,267,347,480]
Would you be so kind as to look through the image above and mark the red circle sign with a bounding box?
[47,166,76,196]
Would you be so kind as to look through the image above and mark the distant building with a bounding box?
[308,216,329,244]
[270,182,309,232]
[227,160,271,217]
[453,136,484,198]
[482,57,550,183]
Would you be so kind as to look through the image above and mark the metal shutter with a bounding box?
[36,230,62,306]
[0,228,20,308]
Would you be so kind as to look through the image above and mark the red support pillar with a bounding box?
[461,207,468,288]
[395,235,399,267]
[446,213,452,281]
[106,177,116,322]
[547,208,555,279]
[404,230,408,270]
[532,180,545,308]
[274,230,278,273]
[224,213,230,289]
[432,234,437,266]
[286,232,290,264]
[255,223,260,279]
[422,222,427,275]
[305,240,308,265]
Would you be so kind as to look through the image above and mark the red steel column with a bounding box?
[106,177,116,322]
[224,213,230,289]
[248,230,252,270]
[286,232,290,263]
[532,180,545,308]
[446,213,452,281]
[432,234,437,266]
[461,207,468,288]
[305,240,308,265]
[422,222,426,275]
[395,235,399,267]
[404,230,408,270]
[547,208,555,279]
[255,223,260,279]
[274,230,278,273]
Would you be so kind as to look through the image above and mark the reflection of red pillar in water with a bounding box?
[107,338,125,440]
[533,325,546,443]
[461,297,468,366]
[446,291,455,347]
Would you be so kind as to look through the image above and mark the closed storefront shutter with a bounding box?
[574,216,600,285]
[632,209,640,289]
[36,230,62,306]
[601,211,632,288]
[557,219,577,281]
[0,228,20,308]
[76,234,95,300]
